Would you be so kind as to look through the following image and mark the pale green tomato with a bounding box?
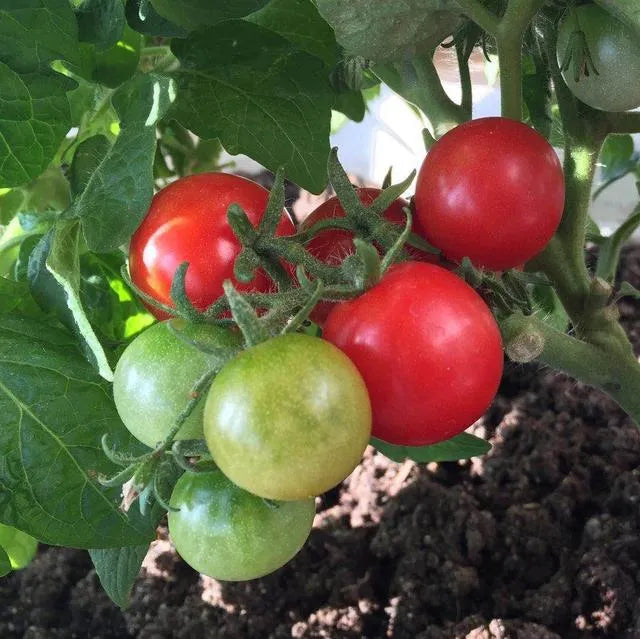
[203,333,372,501]
[168,470,315,581]
[113,319,241,448]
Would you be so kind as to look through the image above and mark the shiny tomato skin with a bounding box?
[129,173,295,319]
[168,470,314,581]
[203,333,372,500]
[302,188,434,324]
[414,118,564,271]
[323,262,504,446]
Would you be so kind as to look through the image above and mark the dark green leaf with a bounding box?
[246,0,340,67]
[316,0,463,62]
[333,90,366,122]
[0,62,76,188]
[0,313,156,547]
[532,284,569,333]
[596,208,640,282]
[522,54,552,139]
[371,433,491,463]
[0,276,40,318]
[89,544,148,609]
[71,73,176,251]
[0,0,80,187]
[76,0,126,51]
[125,0,189,37]
[598,135,636,183]
[91,24,143,89]
[70,136,112,198]
[171,21,332,192]
[150,0,269,30]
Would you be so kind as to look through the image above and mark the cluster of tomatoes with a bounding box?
[113,117,565,581]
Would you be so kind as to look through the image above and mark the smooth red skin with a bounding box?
[302,188,435,324]
[129,173,295,319]
[323,262,504,446]
[414,118,565,271]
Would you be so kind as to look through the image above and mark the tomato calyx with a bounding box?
[558,13,600,84]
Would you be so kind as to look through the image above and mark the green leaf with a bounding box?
[71,73,176,252]
[0,277,40,318]
[171,21,332,193]
[76,0,126,51]
[532,284,569,333]
[0,522,37,571]
[150,0,269,30]
[333,90,366,122]
[246,0,340,67]
[522,54,552,139]
[91,24,143,89]
[0,62,76,188]
[617,281,640,300]
[89,544,148,609]
[316,0,463,62]
[70,135,112,198]
[46,220,115,381]
[599,135,636,182]
[0,0,80,187]
[125,0,188,36]
[0,313,156,548]
[596,208,640,282]
[371,432,491,463]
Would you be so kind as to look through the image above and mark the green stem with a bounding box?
[458,0,499,33]
[502,313,640,425]
[141,45,172,57]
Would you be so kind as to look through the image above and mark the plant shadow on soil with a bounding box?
[3,247,640,639]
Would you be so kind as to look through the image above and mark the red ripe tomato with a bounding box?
[302,188,435,324]
[129,173,295,319]
[323,262,504,446]
[414,117,565,271]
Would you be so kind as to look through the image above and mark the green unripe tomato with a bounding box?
[113,319,241,448]
[557,4,640,112]
[168,470,315,581]
[203,333,372,501]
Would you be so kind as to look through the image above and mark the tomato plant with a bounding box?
[168,469,315,581]
[129,173,295,319]
[557,4,640,113]
[204,333,371,500]
[5,0,640,612]
[113,319,241,448]
[323,262,504,445]
[414,117,565,271]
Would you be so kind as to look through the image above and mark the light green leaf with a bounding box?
[0,522,37,571]
[0,313,156,548]
[371,432,491,463]
[171,21,332,192]
[71,73,176,251]
[46,219,114,381]
[89,544,148,609]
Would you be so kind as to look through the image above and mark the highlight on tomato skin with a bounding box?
[128,172,296,319]
[301,187,437,324]
[414,117,565,271]
[323,261,504,447]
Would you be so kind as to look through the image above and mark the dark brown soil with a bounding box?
[2,248,640,639]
